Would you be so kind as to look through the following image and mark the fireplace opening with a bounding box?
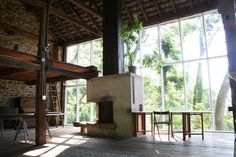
[97,101,113,123]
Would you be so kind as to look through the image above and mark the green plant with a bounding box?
[120,13,143,66]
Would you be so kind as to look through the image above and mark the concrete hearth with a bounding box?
[87,73,143,137]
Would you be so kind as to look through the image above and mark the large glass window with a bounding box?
[141,10,232,131]
[65,39,103,124]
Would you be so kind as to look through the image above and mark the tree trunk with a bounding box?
[215,73,230,130]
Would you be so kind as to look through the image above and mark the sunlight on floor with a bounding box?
[23,134,87,157]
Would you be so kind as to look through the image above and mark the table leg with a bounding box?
[46,120,52,138]
[142,113,146,134]
[187,113,191,137]
[201,113,204,140]
[151,113,154,138]
[182,113,186,141]
[133,113,137,136]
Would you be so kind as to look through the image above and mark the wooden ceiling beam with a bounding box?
[153,0,162,17]
[50,18,67,43]
[51,7,101,36]
[170,0,176,13]
[67,0,102,20]
[0,68,32,77]
[21,0,102,37]
[137,0,148,21]
[0,55,40,71]
[65,1,93,36]
[143,1,218,27]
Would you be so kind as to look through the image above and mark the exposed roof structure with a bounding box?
[20,0,218,45]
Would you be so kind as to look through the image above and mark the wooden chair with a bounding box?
[153,111,174,141]
[0,106,19,137]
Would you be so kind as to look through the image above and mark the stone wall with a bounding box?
[0,0,60,107]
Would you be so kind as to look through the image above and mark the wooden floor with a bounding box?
[0,126,234,157]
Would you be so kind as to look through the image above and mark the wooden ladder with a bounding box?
[49,82,62,127]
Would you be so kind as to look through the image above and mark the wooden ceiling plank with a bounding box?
[153,0,162,17]
[51,7,101,36]
[137,0,148,21]
[67,0,102,20]
[170,0,176,13]
[143,1,218,26]
[72,24,83,38]
[87,13,101,31]
[50,18,67,42]
[22,0,102,37]
[123,0,132,21]
[65,1,94,36]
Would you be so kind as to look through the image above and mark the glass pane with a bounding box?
[185,61,210,111]
[141,26,159,57]
[66,45,78,64]
[78,86,96,122]
[142,68,162,111]
[204,10,227,57]
[181,15,206,60]
[65,87,77,124]
[78,42,91,66]
[160,21,181,63]
[65,80,77,86]
[209,58,232,131]
[92,39,103,75]
[164,64,184,111]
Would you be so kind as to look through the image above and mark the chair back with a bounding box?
[0,106,18,114]
[153,111,171,124]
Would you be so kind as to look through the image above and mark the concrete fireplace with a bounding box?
[86,73,143,137]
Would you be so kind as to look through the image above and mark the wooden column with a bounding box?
[35,0,50,145]
[103,0,124,75]
[218,0,236,134]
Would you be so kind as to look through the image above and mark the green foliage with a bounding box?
[143,51,163,73]
[120,13,143,66]
[161,37,179,60]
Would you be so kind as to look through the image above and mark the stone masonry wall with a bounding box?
[0,0,59,107]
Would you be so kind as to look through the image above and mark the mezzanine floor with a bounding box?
[0,126,234,157]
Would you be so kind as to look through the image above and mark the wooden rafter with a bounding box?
[153,0,162,17]
[50,18,67,42]
[87,13,101,31]
[21,0,102,37]
[64,1,93,36]
[137,0,148,21]
[71,24,83,38]
[143,1,218,27]
[123,0,132,21]
[90,0,100,13]
[170,0,176,12]
[67,0,102,20]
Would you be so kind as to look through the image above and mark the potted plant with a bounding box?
[120,13,143,73]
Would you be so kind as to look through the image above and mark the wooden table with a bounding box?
[170,111,210,141]
[0,112,64,142]
[132,111,153,137]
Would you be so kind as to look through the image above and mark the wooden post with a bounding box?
[35,0,50,145]
[103,0,124,75]
[218,0,236,134]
